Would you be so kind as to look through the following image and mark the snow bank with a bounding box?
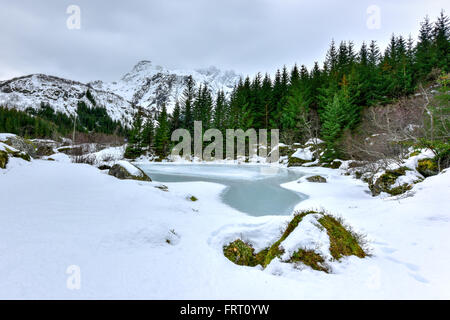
[0,158,449,299]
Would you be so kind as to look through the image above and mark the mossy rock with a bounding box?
[278,145,296,157]
[306,175,327,183]
[12,151,31,162]
[108,163,152,182]
[369,167,410,196]
[263,211,315,267]
[36,145,55,157]
[417,158,438,177]
[289,249,329,272]
[4,136,36,158]
[0,151,8,169]
[223,240,260,267]
[347,161,367,169]
[322,160,342,169]
[0,147,32,169]
[224,211,367,273]
[288,156,310,167]
[57,147,72,154]
[317,215,366,260]
[98,165,112,170]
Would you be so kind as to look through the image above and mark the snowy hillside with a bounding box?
[0,61,240,125]
[89,60,240,112]
[0,74,134,124]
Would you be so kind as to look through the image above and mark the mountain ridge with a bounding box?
[0,61,241,126]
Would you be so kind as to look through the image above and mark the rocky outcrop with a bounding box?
[0,142,31,169]
[306,175,327,183]
[368,167,413,196]
[223,211,366,273]
[108,161,151,182]
[2,135,36,158]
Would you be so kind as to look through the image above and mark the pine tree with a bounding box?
[416,15,435,79]
[142,114,155,150]
[170,100,182,132]
[124,108,144,159]
[181,75,196,134]
[433,10,450,73]
[213,90,226,130]
[154,104,171,158]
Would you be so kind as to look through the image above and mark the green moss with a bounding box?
[188,195,198,202]
[223,211,367,273]
[279,146,295,157]
[322,160,342,169]
[288,156,309,167]
[409,150,421,158]
[387,184,413,196]
[369,167,411,196]
[2,147,31,162]
[223,240,259,266]
[380,167,408,184]
[417,158,438,177]
[317,215,366,260]
[263,211,315,267]
[0,151,8,169]
[13,152,31,162]
[289,249,329,272]
[255,248,269,266]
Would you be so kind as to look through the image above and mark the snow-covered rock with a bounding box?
[108,160,151,182]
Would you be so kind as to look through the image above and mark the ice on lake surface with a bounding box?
[138,164,307,216]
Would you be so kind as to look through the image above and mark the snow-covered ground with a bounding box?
[0,156,449,299]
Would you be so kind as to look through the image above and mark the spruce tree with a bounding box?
[433,10,450,73]
[154,104,171,158]
[181,75,196,134]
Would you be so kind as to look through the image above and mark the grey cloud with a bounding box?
[0,0,448,82]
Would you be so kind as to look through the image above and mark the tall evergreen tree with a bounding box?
[181,75,196,134]
[154,105,171,158]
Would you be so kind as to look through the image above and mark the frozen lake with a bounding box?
[138,164,307,216]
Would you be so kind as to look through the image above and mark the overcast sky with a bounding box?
[0,0,448,82]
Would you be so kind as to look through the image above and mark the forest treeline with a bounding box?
[130,12,449,161]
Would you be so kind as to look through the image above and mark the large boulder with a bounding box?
[0,142,31,169]
[108,161,151,182]
[1,134,36,158]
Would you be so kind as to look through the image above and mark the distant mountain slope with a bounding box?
[0,61,240,126]
[89,60,240,112]
[0,74,134,124]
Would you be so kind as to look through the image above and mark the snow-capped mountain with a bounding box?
[89,60,240,112]
[0,61,241,126]
[0,74,135,124]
